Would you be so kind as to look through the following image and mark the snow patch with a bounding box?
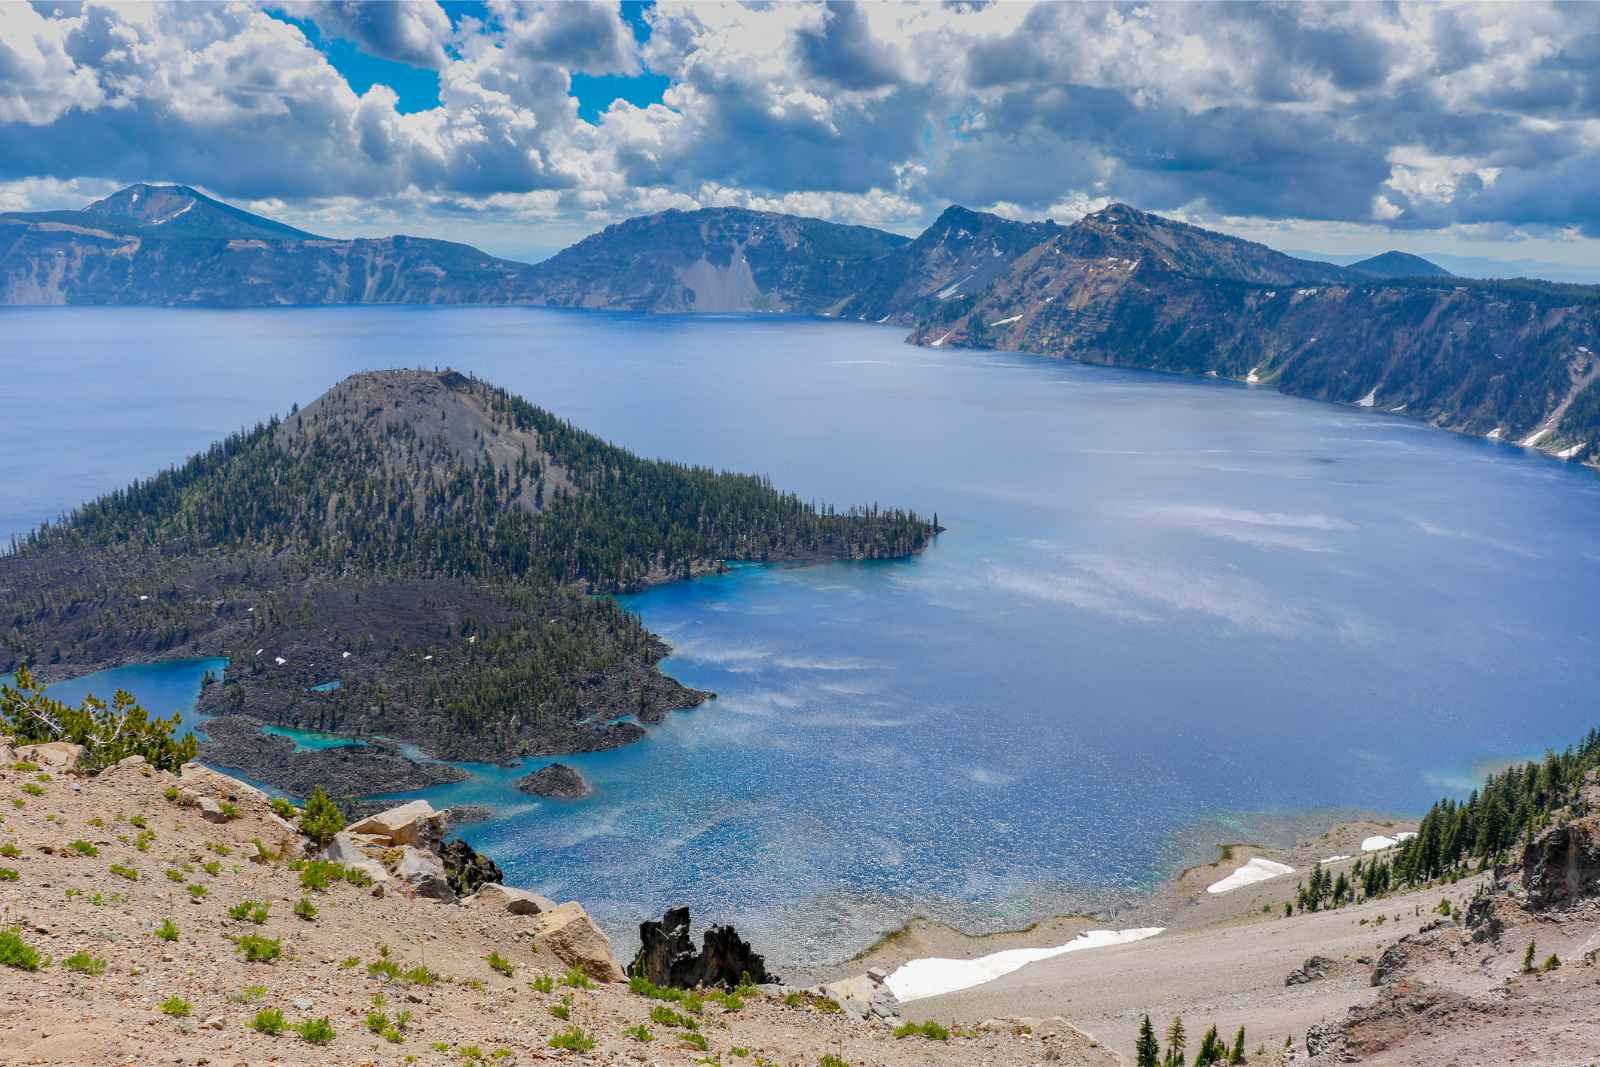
[1322,855,1352,864]
[273,656,286,666]
[1361,831,1416,853]
[151,201,195,226]
[1558,442,1587,460]
[1521,425,1555,448]
[884,927,1165,1001]
[1206,857,1294,894]
[987,315,1022,327]
[1486,427,1504,440]
[1246,366,1262,384]
[930,330,955,348]
[1357,388,1377,408]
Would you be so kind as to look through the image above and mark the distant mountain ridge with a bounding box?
[3,184,1598,465]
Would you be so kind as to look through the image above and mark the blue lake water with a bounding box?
[3,306,1598,964]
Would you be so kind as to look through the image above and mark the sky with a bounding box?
[4,1,1600,277]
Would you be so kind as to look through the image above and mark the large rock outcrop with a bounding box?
[516,762,591,799]
[627,905,773,989]
[1521,814,1600,909]
[534,902,626,983]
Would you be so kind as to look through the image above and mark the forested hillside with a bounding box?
[1,371,937,786]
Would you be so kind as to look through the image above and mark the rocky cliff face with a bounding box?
[8,185,1600,466]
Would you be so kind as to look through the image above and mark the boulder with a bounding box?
[179,762,264,800]
[516,763,592,799]
[1287,955,1336,985]
[464,883,555,916]
[319,831,379,866]
[16,741,85,771]
[196,796,229,824]
[439,837,504,898]
[820,970,901,1023]
[535,902,625,983]
[627,905,773,989]
[348,799,444,848]
[393,845,455,902]
[1522,815,1600,909]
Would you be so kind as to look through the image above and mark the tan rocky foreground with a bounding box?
[0,747,1116,1066]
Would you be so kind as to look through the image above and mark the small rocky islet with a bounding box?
[516,762,592,799]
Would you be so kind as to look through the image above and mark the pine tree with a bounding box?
[1195,1024,1223,1065]
[1163,1017,1187,1067]
[1135,1015,1161,1067]
[1230,1025,1246,1064]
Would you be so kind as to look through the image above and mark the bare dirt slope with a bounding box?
[0,748,1114,1067]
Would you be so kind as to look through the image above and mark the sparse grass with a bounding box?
[163,786,179,802]
[562,964,595,989]
[229,899,270,924]
[293,896,318,921]
[68,839,98,857]
[0,867,17,882]
[300,859,344,892]
[109,863,138,881]
[186,883,208,899]
[165,868,184,883]
[651,1004,699,1030]
[269,797,298,819]
[64,950,107,975]
[250,1007,288,1035]
[232,933,282,963]
[0,927,44,971]
[12,761,38,772]
[160,995,191,1018]
[344,866,374,888]
[368,958,401,981]
[530,974,554,993]
[894,1020,949,1040]
[402,965,437,986]
[549,997,571,1021]
[820,1056,849,1067]
[624,1024,654,1042]
[0,843,18,858]
[155,918,179,942]
[486,951,515,977]
[129,814,147,829]
[228,984,268,1004]
[206,840,232,856]
[202,860,222,876]
[339,955,360,969]
[219,801,240,821]
[87,815,103,827]
[134,830,154,852]
[680,1031,709,1051]
[548,1026,596,1052]
[20,783,44,797]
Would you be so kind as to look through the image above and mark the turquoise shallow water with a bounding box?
[4,307,1600,963]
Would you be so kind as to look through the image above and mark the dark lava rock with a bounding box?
[447,804,495,826]
[517,762,592,799]
[1286,955,1335,985]
[626,905,773,989]
[439,837,504,898]
[1522,816,1600,909]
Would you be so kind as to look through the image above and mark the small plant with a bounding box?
[783,992,803,1007]
[402,964,437,986]
[109,863,138,881]
[0,927,44,971]
[1543,953,1561,972]
[129,814,147,829]
[894,1020,949,1040]
[299,786,345,848]
[368,957,401,980]
[548,1026,596,1052]
[0,843,18,858]
[164,868,184,883]
[366,1010,391,1035]
[680,1031,709,1051]
[134,830,154,852]
[155,918,179,942]
[0,868,16,882]
[344,865,374,887]
[229,984,268,1003]
[1523,939,1538,973]
[530,974,554,993]
[732,1047,750,1058]
[269,796,298,819]
[20,783,44,797]
[64,950,107,975]
[299,859,344,892]
[482,950,515,977]
[206,840,232,856]
[232,933,283,962]
[163,786,179,802]
[294,1016,336,1045]
[219,801,240,820]
[186,883,208,899]
[562,964,595,989]
[651,1005,694,1029]
[69,839,98,857]
[625,1024,654,1042]
[229,899,270,924]
[293,896,318,921]
[160,995,191,1017]
[202,860,222,876]
[339,955,360,969]
[250,1007,288,1035]
[820,1056,849,1067]
[549,999,571,1021]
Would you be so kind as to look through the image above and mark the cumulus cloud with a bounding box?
[277,0,453,69]
[3,0,1600,248]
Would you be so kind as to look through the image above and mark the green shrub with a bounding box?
[365,1011,390,1035]
[530,974,554,993]
[109,863,138,881]
[368,957,401,980]
[561,965,594,989]
[680,1031,709,1051]
[20,783,43,797]
[548,1027,595,1052]
[299,859,344,892]
[0,666,198,771]
[820,1056,849,1067]
[229,984,268,1003]
[486,951,515,977]
[202,860,221,876]
[232,934,282,963]
[894,1020,949,1041]
[155,918,179,942]
[165,868,184,883]
[269,797,298,819]
[64,950,107,976]
[624,1024,654,1042]
[186,883,208,899]
[69,839,98,857]
[549,1000,570,1021]
[401,965,436,986]
[128,814,147,829]
[298,787,345,848]
[229,900,270,924]
[0,868,17,882]
[293,896,318,921]
[0,927,44,971]
[160,995,191,1017]
[344,866,374,888]
[250,1007,287,1035]
[0,843,18,858]
[219,801,240,821]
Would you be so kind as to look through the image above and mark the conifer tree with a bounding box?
[1229,1025,1246,1064]
[1163,1017,1187,1067]
[1135,1015,1161,1067]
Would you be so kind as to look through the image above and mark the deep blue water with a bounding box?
[4,306,1599,963]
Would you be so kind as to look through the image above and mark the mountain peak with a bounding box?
[1347,250,1452,279]
[80,183,324,241]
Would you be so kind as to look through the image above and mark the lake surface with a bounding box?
[4,306,1598,964]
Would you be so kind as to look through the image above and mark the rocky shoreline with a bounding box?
[197,715,467,797]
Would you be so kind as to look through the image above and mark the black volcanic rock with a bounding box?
[516,762,591,799]
[439,837,505,898]
[627,906,773,990]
